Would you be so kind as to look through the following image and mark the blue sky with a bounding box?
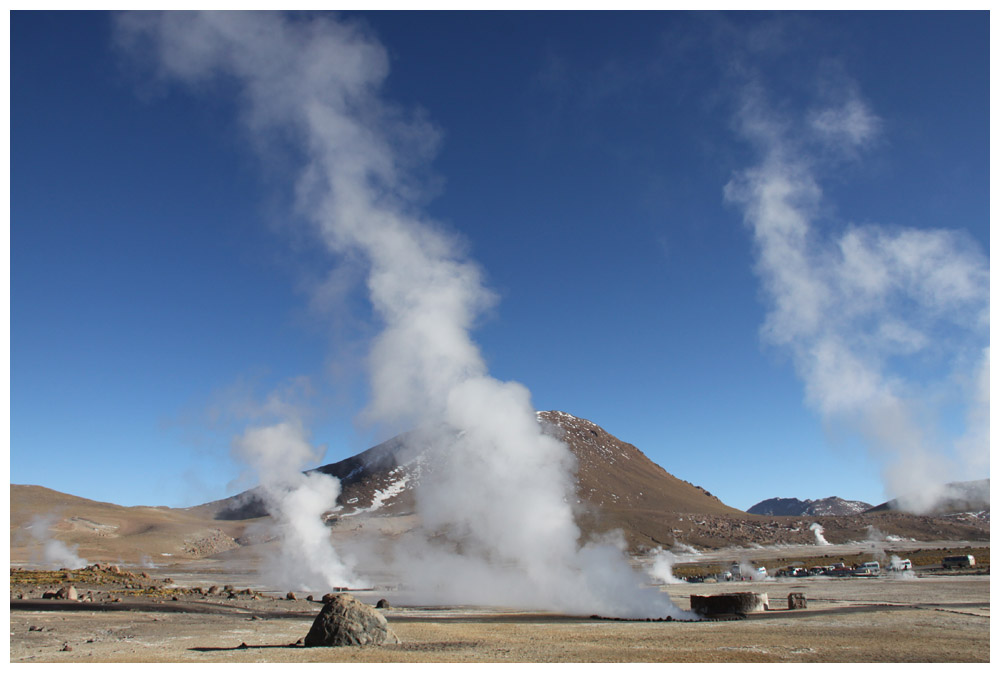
[10,11,990,511]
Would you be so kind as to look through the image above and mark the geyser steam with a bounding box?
[26,515,87,570]
[646,547,687,585]
[725,78,989,514]
[231,419,358,591]
[809,522,830,546]
[118,11,688,618]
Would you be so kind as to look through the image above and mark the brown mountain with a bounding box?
[196,410,746,550]
[195,411,989,551]
[538,410,746,548]
[11,411,990,563]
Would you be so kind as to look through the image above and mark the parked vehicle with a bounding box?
[942,555,976,569]
[888,558,912,571]
[827,562,849,576]
[852,561,881,576]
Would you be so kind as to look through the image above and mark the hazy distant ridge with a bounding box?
[747,496,873,517]
[865,479,990,514]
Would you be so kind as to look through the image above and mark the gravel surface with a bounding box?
[10,568,989,662]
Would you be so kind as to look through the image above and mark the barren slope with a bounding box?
[10,484,249,565]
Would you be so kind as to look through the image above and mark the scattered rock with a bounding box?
[61,644,73,652]
[237,642,249,649]
[29,625,42,632]
[376,598,391,609]
[787,592,808,610]
[304,593,401,647]
[286,592,297,601]
[50,587,79,600]
[207,585,220,595]
[321,593,338,604]
[306,595,314,602]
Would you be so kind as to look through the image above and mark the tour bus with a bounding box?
[942,555,975,569]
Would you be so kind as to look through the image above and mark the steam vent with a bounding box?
[690,593,769,617]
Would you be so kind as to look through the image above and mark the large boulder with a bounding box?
[55,586,78,601]
[304,593,400,647]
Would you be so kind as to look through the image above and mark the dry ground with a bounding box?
[9,483,991,663]
[10,568,989,663]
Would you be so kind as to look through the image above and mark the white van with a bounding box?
[855,561,880,576]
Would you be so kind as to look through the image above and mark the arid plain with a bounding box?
[10,541,989,663]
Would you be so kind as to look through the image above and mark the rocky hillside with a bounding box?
[195,411,989,551]
[198,410,747,550]
[748,496,873,517]
[538,411,745,548]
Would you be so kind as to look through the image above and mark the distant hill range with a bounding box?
[865,479,990,515]
[10,412,991,563]
[747,496,873,517]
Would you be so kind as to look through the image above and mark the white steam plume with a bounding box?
[809,522,830,546]
[118,11,688,618]
[646,547,686,585]
[864,525,888,562]
[725,79,989,514]
[231,418,358,591]
[26,515,88,570]
[887,554,916,579]
[737,559,769,581]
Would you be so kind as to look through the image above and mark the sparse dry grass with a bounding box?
[10,564,990,663]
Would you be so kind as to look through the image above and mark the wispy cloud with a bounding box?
[726,77,989,513]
